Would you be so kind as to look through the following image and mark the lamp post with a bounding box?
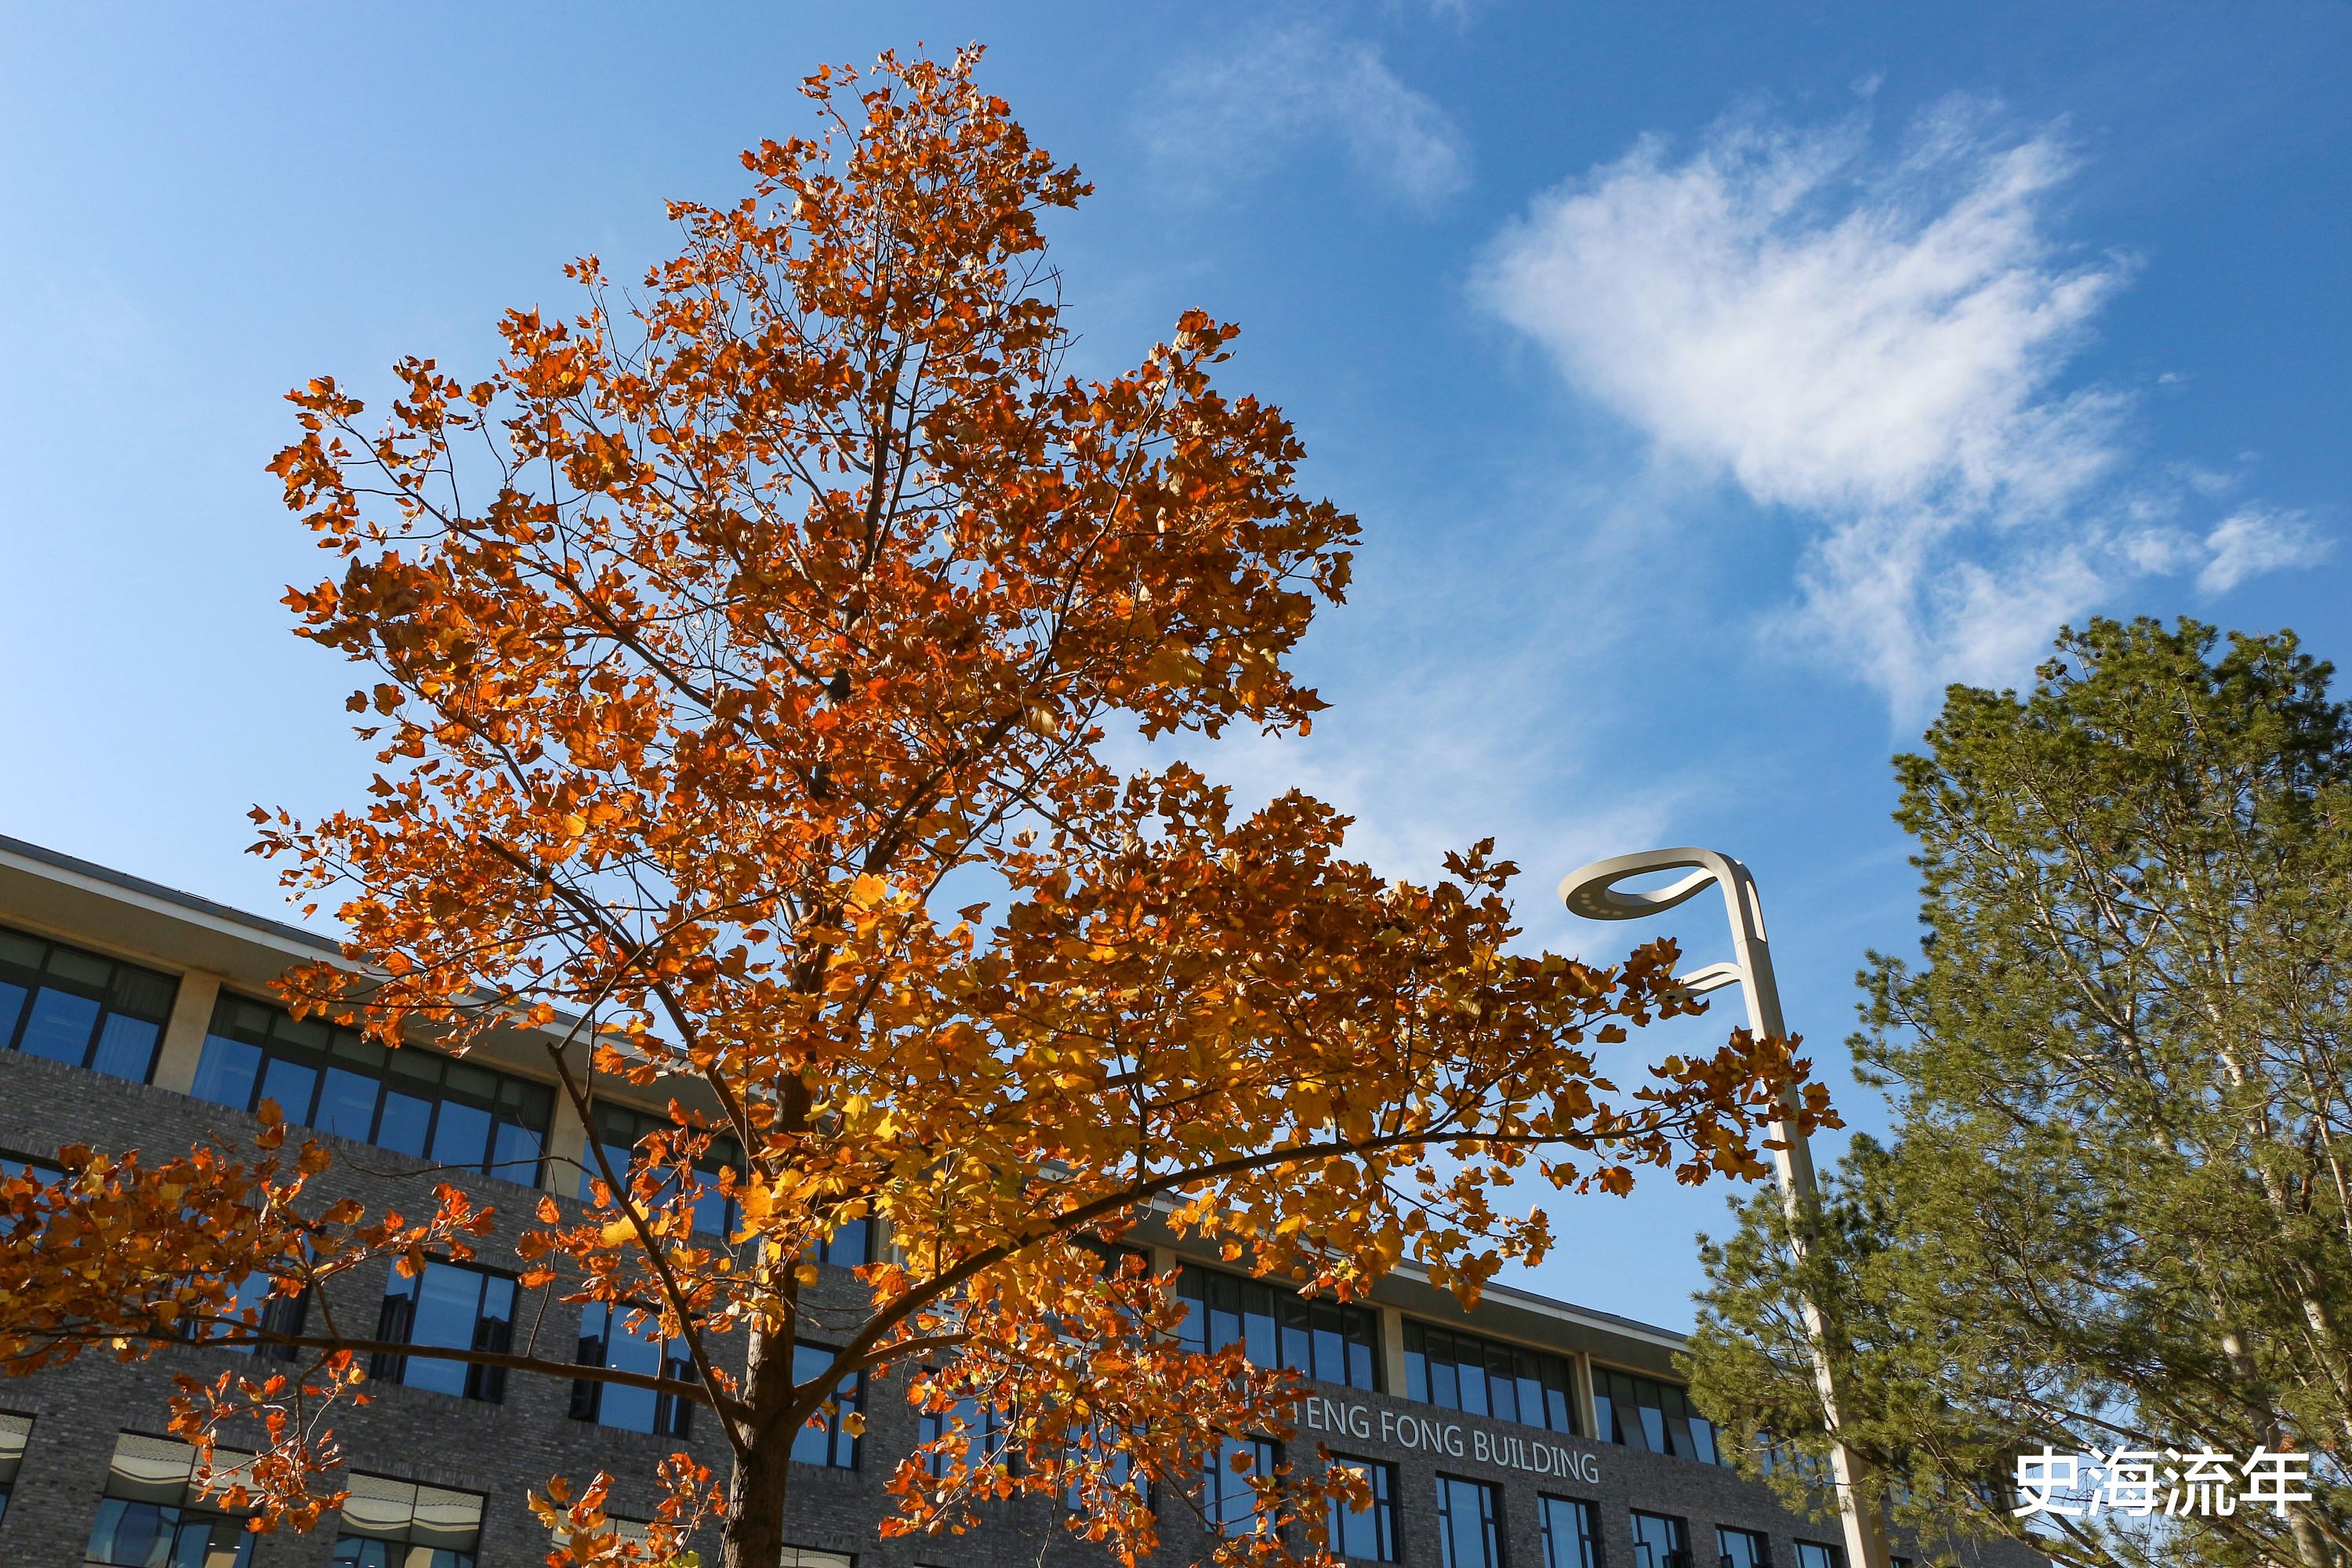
[1559,847,1889,1568]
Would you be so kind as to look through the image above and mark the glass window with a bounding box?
[1629,1511,1688,1568]
[1719,1526,1771,1568]
[1175,1263,1383,1392]
[1540,1495,1599,1568]
[332,1472,483,1566]
[1433,1475,1502,1568]
[818,1214,871,1267]
[0,924,176,1083]
[1202,1434,1279,1538]
[371,1261,515,1403]
[186,1271,307,1360]
[1326,1454,1397,1562]
[1592,1367,1721,1464]
[1062,1439,1149,1513]
[0,1410,29,1528]
[571,1302,694,1436]
[917,1372,1004,1480]
[1406,1320,1580,1434]
[84,1432,254,1568]
[579,1102,746,1240]
[191,995,552,1183]
[790,1341,862,1468]
[1794,1544,1842,1568]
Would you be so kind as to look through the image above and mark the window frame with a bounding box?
[1404,1319,1581,1435]
[1433,1472,1504,1568]
[1174,1261,1385,1392]
[789,1341,863,1469]
[1592,1363,1722,1464]
[1325,1452,1399,1563]
[183,1270,309,1362]
[0,924,178,1083]
[1538,1494,1601,1568]
[571,1301,695,1437]
[331,1470,484,1566]
[1202,1432,1282,1540]
[579,1100,754,1243]
[191,992,553,1184]
[370,1258,518,1403]
[1718,1523,1773,1568]
[84,1432,256,1568]
[1628,1508,1690,1568]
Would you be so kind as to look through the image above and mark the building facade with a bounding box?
[0,834,2038,1568]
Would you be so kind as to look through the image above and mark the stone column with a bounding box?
[147,971,221,1094]
[539,1087,588,1197]
[1379,1304,1408,1396]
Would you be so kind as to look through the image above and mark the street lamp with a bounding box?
[1559,847,1889,1568]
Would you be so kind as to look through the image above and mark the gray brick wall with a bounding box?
[0,1047,2042,1568]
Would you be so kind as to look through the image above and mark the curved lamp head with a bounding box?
[1559,845,1780,1022]
[1557,846,1738,923]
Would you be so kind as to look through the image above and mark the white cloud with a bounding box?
[2201,507,2329,593]
[1475,96,2322,713]
[1142,24,1469,209]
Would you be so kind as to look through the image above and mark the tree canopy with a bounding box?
[1686,617,2352,1568]
[2,48,1824,1568]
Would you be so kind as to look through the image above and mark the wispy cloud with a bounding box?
[1475,96,2321,713]
[1142,23,1470,210]
[2198,507,2328,593]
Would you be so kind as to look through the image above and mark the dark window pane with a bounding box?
[1434,1475,1500,1568]
[1629,1511,1687,1568]
[110,966,178,1022]
[89,1014,160,1082]
[1243,1298,1277,1370]
[375,1092,432,1157]
[1327,1456,1396,1562]
[16,988,98,1064]
[1204,1435,1276,1537]
[259,1057,321,1123]
[1485,1345,1518,1424]
[592,1308,662,1434]
[45,946,112,987]
[315,1068,380,1142]
[1312,1314,1346,1385]
[1432,1348,1460,1410]
[1543,1382,1581,1439]
[1540,1496,1599,1568]
[820,1216,868,1265]
[1517,1371,1547,1428]
[790,1341,860,1468]
[491,1120,543,1178]
[191,1036,263,1109]
[1719,1526,1769,1568]
[399,1269,481,1398]
[428,1100,492,1170]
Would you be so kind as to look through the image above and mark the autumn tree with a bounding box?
[1686,619,2352,1568]
[0,49,1825,1568]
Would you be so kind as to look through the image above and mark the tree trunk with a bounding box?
[720,1323,798,1568]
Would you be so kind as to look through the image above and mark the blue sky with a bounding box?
[2,1,2346,1330]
